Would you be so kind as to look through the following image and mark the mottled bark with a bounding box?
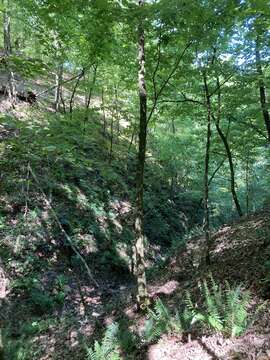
[54,63,63,112]
[215,77,243,217]
[85,65,97,122]
[0,327,3,360]
[3,0,16,100]
[133,0,149,309]
[256,38,270,143]
[101,87,106,134]
[202,71,212,265]
[215,123,243,216]
[70,69,84,114]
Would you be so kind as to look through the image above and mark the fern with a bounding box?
[86,323,121,360]
[185,275,252,337]
[143,298,184,341]
[224,282,250,337]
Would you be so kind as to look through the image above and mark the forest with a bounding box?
[0,0,270,359]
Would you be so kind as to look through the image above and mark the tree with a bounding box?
[255,35,270,143]
[2,0,16,100]
[133,0,149,309]
[202,69,212,265]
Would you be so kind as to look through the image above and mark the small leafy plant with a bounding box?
[143,298,191,342]
[185,275,251,337]
[86,323,121,360]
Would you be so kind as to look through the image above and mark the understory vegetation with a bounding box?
[0,0,270,359]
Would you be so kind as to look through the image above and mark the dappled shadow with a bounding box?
[0,108,138,358]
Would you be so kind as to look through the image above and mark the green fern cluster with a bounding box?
[143,298,191,341]
[86,323,121,360]
[185,275,251,337]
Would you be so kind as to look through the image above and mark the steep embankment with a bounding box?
[0,103,201,359]
[0,97,269,360]
[145,207,270,360]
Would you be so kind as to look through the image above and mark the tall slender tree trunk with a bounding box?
[170,118,176,199]
[109,114,113,163]
[245,154,250,215]
[215,123,243,217]
[215,77,243,217]
[85,65,97,122]
[3,0,16,100]
[202,71,212,265]
[114,87,120,139]
[133,0,149,309]
[255,37,270,143]
[70,69,84,114]
[101,87,107,135]
[54,63,63,112]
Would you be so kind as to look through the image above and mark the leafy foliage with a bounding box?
[185,275,251,337]
[143,298,191,342]
[86,323,121,360]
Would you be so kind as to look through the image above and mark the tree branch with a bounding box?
[36,69,86,98]
[208,157,226,186]
[147,41,193,124]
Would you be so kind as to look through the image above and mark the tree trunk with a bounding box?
[255,37,270,143]
[114,87,120,139]
[202,71,212,265]
[70,69,84,114]
[0,328,3,360]
[54,63,63,112]
[3,0,16,100]
[101,87,107,136]
[109,114,113,163]
[215,77,243,217]
[215,123,243,217]
[85,65,97,122]
[133,0,149,309]
[245,153,250,215]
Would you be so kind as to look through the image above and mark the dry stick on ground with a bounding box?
[28,164,99,288]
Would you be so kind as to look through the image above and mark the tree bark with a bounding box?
[69,69,84,114]
[215,123,243,216]
[133,0,149,309]
[245,153,250,215]
[0,325,3,360]
[215,77,243,217]
[114,86,120,139]
[101,87,107,135]
[3,0,16,100]
[54,63,63,112]
[109,111,114,163]
[202,71,212,265]
[85,65,97,121]
[255,37,270,143]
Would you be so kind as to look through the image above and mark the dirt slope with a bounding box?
[146,207,270,360]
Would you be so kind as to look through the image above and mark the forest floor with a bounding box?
[0,88,269,359]
[145,208,270,360]
[1,205,270,359]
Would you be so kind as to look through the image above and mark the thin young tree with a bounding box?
[133,0,149,309]
[214,76,243,217]
[255,35,270,143]
[202,69,212,265]
[2,0,16,101]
